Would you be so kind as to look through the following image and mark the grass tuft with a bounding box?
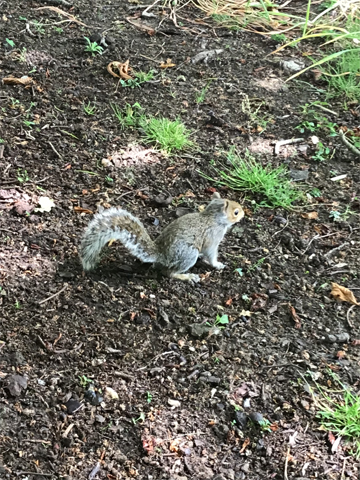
[201,148,301,209]
[309,371,360,458]
[112,103,193,154]
[142,117,193,153]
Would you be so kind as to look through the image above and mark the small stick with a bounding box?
[312,103,338,116]
[26,23,36,36]
[16,473,54,478]
[347,305,355,329]
[275,138,304,155]
[339,130,360,158]
[302,232,339,255]
[48,141,63,159]
[324,242,349,259]
[284,447,290,480]
[38,284,67,305]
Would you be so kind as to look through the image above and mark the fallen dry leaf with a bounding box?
[225,297,233,306]
[289,304,301,329]
[240,438,250,453]
[331,283,359,306]
[352,339,360,346]
[336,350,346,359]
[107,60,133,80]
[301,211,318,220]
[2,75,33,86]
[160,58,176,69]
[73,206,94,214]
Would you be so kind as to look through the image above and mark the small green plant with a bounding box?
[310,187,322,197]
[207,314,229,329]
[248,257,266,273]
[307,371,360,458]
[79,375,92,387]
[105,175,114,183]
[120,70,155,88]
[146,392,153,403]
[271,33,287,43]
[142,117,193,153]
[201,148,301,209]
[312,142,331,161]
[111,102,145,129]
[14,300,21,309]
[32,20,45,34]
[132,412,145,424]
[196,79,214,104]
[295,120,317,133]
[234,267,244,277]
[84,37,103,56]
[6,38,15,48]
[259,418,272,432]
[17,169,29,183]
[83,101,96,115]
[24,120,35,129]
[53,26,64,34]
[329,210,342,222]
[0,139,4,144]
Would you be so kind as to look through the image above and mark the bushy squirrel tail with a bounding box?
[80,207,158,271]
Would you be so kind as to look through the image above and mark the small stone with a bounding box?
[249,412,264,424]
[95,414,105,423]
[325,332,350,343]
[241,463,250,473]
[6,374,28,396]
[105,387,119,400]
[189,323,210,338]
[168,398,181,408]
[9,351,26,366]
[281,59,305,73]
[235,411,248,429]
[290,169,309,182]
[65,399,82,415]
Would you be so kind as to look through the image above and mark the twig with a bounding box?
[48,141,63,159]
[38,284,68,305]
[347,305,355,329]
[35,6,89,27]
[302,232,339,255]
[312,103,338,116]
[272,218,289,237]
[142,0,162,16]
[340,457,346,480]
[16,473,54,478]
[339,130,360,158]
[284,446,290,480]
[275,138,304,155]
[324,242,349,259]
[26,23,36,36]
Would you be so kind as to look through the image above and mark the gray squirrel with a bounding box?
[79,193,244,283]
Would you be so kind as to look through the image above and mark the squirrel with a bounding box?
[79,193,244,283]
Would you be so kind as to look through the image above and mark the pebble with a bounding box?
[241,463,250,473]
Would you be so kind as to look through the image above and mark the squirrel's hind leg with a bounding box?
[156,244,200,282]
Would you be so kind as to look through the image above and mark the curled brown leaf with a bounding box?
[331,283,359,306]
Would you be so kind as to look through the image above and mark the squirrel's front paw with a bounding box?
[213,261,225,270]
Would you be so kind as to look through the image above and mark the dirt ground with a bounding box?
[1,0,360,479]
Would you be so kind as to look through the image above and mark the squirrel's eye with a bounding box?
[234,209,239,216]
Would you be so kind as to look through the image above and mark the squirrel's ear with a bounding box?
[223,200,229,212]
[211,192,221,200]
